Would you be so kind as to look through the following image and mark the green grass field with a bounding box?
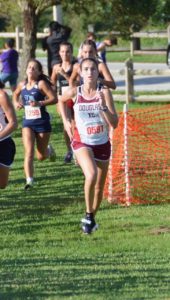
[0,104,170,299]
[106,51,167,63]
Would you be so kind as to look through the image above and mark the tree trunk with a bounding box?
[19,4,38,80]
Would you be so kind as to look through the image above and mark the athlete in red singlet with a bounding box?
[59,58,118,234]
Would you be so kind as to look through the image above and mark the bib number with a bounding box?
[25,106,41,120]
[87,125,104,135]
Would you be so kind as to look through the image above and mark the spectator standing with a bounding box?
[42,21,72,76]
[0,38,19,92]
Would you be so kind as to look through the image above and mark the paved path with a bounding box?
[107,62,170,92]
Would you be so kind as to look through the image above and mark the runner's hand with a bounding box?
[14,101,23,110]
[64,119,73,140]
[98,90,106,107]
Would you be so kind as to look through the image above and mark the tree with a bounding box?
[16,0,60,78]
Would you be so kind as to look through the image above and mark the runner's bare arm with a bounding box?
[98,63,116,90]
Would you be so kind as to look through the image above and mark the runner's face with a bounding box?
[81,60,98,83]
[82,45,96,58]
[26,62,41,78]
[59,45,72,61]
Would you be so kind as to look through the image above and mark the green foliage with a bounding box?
[0,17,8,31]
[61,0,158,38]
[17,0,61,14]
[96,0,158,37]
[0,0,169,43]
[0,0,22,30]
[38,7,53,31]
[0,0,169,34]
[151,0,170,24]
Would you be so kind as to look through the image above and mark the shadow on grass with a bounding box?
[0,254,169,299]
[0,156,84,232]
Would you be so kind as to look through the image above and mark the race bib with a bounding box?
[25,106,41,120]
[86,124,104,135]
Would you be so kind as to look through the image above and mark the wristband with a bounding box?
[100,105,108,112]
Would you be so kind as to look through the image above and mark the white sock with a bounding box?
[26,177,33,185]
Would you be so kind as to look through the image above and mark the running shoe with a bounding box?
[24,182,33,191]
[81,214,98,234]
[48,144,56,162]
[64,151,73,163]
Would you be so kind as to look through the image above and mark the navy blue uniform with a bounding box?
[0,107,16,167]
[57,58,77,95]
[21,83,51,133]
[57,67,73,95]
[0,138,16,167]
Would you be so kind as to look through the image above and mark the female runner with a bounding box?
[69,39,116,90]
[51,42,76,163]
[60,58,118,234]
[13,59,57,190]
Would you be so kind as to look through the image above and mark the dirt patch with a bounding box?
[149,226,170,235]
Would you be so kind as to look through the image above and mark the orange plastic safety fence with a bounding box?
[104,104,170,205]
